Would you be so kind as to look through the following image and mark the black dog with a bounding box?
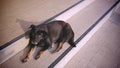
[22,20,76,63]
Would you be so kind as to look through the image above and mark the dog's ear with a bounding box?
[30,24,36,29]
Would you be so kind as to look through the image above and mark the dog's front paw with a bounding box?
[22,59,28,63]
[35,55,40,60]
[51,50,59,54]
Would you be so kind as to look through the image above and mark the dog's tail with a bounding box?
[30,24,36,29]
[68,34,76,47]
[68,40,76,47]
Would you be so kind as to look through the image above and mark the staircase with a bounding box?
[0,0,120,68]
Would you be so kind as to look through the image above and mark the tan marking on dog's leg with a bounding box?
[35,50,45,60]
[55,42,63,52]
[22,47,34,63]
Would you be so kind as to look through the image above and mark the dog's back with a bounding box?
[46,20,75,47]
[47,21,67,42]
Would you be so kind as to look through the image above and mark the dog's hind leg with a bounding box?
[22,46,35,63]
[53,42,64,53]
[35,45,49,60]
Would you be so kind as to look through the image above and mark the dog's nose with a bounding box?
[31,41,38,45]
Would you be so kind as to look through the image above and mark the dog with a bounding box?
[22,20,76,63]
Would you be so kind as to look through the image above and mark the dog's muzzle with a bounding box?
[31,41,38,45]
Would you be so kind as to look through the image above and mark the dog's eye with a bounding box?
[37,32,43,36]
[40,33,43,36]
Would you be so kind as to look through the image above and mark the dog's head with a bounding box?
[29,24,48,45]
